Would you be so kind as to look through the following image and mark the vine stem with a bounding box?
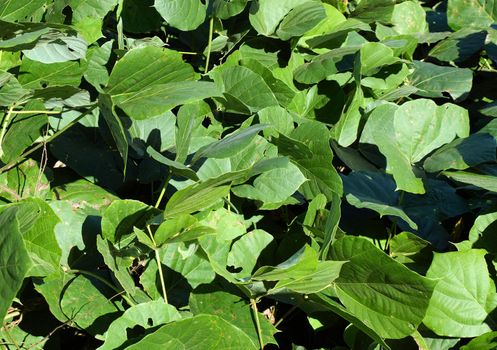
[0,105,96,174]
[65,269,136,307]
[147,226,168,304]
[205,16,214,73]
[0,105,15,158]
[250,299,264,350]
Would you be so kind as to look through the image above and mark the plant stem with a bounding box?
[1,323,20,350]
[0,105,96,174]
[146,226,168,304]
[250,298,264,350]
[274,304,298,328]
[0,105,15,157]
[9,110,61,115]
[205,16,214,73]
[154,171,171,209]
[65,269,136,307]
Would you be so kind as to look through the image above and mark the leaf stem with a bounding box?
[9,110,61,115]
[146,226,168,304]
[65,269,136,307]
[155,171,172,209]
[1,323,21,350]
[0,105,96,174]
[0,105,15,158]
[250,298,264,350]
[205,16,214,73]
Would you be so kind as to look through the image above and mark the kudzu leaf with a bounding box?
[193,124,268,163]
[126,314,258,349]
[361,99,469,194]
[424,133,496,173]
[154,0,206,31]
[249,0,305,36]
[227,229,274,279]
[190,290,278,347]
[442,171,497,192]
[0,207,32,321]
[0,0,46,21]
[276,2,326,41]
[98,301,181,350]
[147,146,198,181]
[330,236,436,339]
[409,61,473,101]
[424,250,497,337]
[447,0,497,30]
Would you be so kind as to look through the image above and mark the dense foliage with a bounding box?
[2,0,497,349]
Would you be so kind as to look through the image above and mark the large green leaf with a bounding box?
[276,2,326,41]
[249,0,305,36]
[125,314,258,349]
[19,58,86,88]
[447,0,497,30]
[0,207,32,321]
[98,301,181,350]
[408,61,473,101]
[154,0,206,31]
[10,198,61,276]
[443,171,497,192]
[190,290,277,347]
[0,0,45,21]
[34,272,121,335]
[424,250,497,337]
[361,100,469,193]
[107,46,217,119]
[424,133,496,172]
[330,236,436,339]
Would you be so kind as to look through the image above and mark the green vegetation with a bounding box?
[1,0,497,349]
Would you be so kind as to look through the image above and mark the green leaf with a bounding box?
[249,0,306,36]
[272,260,346,294]
[342,171,417,229]
[211,66,279,114]
[34,272,121,335]
[212,0,248,19]
[22,34,88,64]
[125,314,258,349]
[190,290,277,347]
[107,46,216,119]
[98,301,181,350]
[99,94,129,174]
[0,207,32,321]
[227,229,274,279]
[154,0,206,31]
[290,121,343,199]
[334,82,364,147]
[330,236,436,339]
[101,199,156,243]
[175,101,210,163]
[429,29,486,63]
[84,40,113,90]
[276,2,326,41]
[147,146,199,181]
[165,182,230,218]
[0,0,46,21]
[424,250,497,337]
[442,171,497,192]
[360,42,399,76]
[361,100,469,193]
[447,0,497,30]
[460,331,497,350]
[0,101,48,163]
[232,161,306,209]
[253,245,318,281]
[193,124,269,163]
[424,133,496,173]
[19,58,86,89]
[10,198,61,276]
[409,61,473,101]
